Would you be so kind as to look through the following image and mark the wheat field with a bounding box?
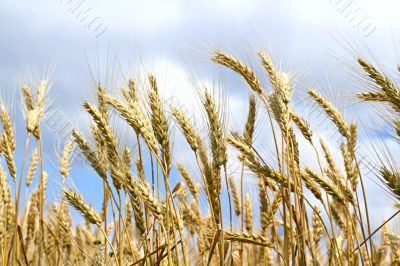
[0,49,399,265]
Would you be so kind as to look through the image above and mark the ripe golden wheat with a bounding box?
[0,50,399,266]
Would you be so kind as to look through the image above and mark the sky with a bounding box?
[1,0,400,228]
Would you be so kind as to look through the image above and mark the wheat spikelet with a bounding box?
[258,178,269,233]
[228,132,293,192]
[308,88,349,137]
[207,175,222,225]
[356,91,386,102]
[22,85,34,111]
[121,79,138,108]
[1,106,15,151]
[201,111,226,223]
[179,201,199,235]
[125,174,163,218]
[26,108,42,138]
[128,79,138,102]
[300,171,322,200]
[196,135,221,224]
[105,94,158,154]
[259,50,291,105]
[245,193,253,233]
[386,233,400,261]
[108,161,124,191]
[171,105,198,151]
[287,127,300,165]
[258,50,279,91]
[59,140,74,178]
[136,157,145,183]
[72,129,107,181]
[84,100,124,190]
[127,187,146,236]
[26,190,38,247]
[97,86,109,122]
[223,231,272,247]
[64,189,102,226]
[380,167,400,197]
[191,199,204,230]
[340,143,355,182]
[204,90,227,170]
[268,92,288,130]
[320,138,338,173]
[148,74,172,174]
[357,58,400,113]
[230,133,293,192]
[26,148,38,187]
[212,50,263,94]
[305,167,347,204]
[197,135,212,179]
[177,163,199,200]
[312,206,323,247]
[122,148,130,170]
[330,201,347,234]
[0,166,8,200]
[36,80,47,109]
[83,101,118,153]
[91,122,107,164]
[290,111,313,143]
[243,95,257,145]
[229,176,241,216]
[347,122,357,159]
[84,104,122,190]
[5,201,14,233]
[228,132,264,174]
[2,133,16,183]
[60,204,73,248]
[324,168,355,206]
[43,171,48,201]
[26,80,47,138]
[124,198,133,237]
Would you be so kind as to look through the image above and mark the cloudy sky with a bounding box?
[1,0,400,227]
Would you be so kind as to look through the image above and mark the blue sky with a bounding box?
[1,0,400,228]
